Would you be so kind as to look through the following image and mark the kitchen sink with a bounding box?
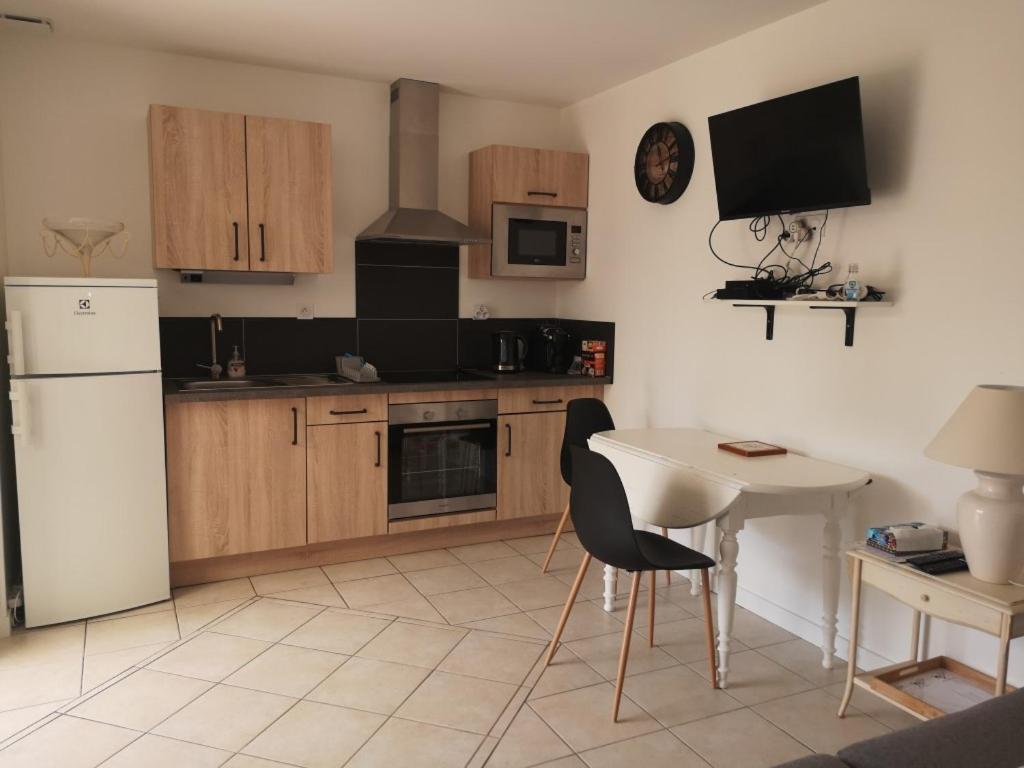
[179,379,277,390]
[176,374,354,391]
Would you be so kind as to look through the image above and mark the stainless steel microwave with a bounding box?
[491,203,586,279]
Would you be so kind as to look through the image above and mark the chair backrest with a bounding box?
[560,398,615,485]
[568,446,649,572]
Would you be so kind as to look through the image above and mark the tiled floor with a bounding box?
[0,534,917,767]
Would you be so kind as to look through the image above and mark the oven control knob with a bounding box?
[423,410,435,421]
[573,248,581,256]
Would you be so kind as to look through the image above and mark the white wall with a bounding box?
[0,113,9,636]
[0,37,572,319]
[558,0,1024,682]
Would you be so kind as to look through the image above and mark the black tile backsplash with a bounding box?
[243,318,357,375]
[160,315,614,380]
[159,317,244,379]
[357,319,458,373]
[457,318,553,371]
[355,241,459,319]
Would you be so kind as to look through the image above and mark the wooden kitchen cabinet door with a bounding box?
[166,398,306,561]
[307,422,388,543]
[149,105,249,270]
[246,115,333,274]
[489,146,589,209]
[497,411,569,520]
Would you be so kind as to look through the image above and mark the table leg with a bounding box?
[838,556,862,718]
[996,614,1011,696]
[910,610,921,662]
[690,523,707,596]
[716,512,742,689]
[821,497,845,669]
[603,564,617,612]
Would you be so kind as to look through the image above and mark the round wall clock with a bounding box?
[634,121,695,205]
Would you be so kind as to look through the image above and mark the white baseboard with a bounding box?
[732,583,892,672]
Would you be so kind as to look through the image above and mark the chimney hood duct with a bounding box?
[357,79,489,245]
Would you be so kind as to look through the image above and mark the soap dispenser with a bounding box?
[226,345,246,379]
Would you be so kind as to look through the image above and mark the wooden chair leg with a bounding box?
[661,527,672,584]
[613,571,642,722]
[541,502,572,573]
[544,552,592,666]
[648,570,656,647]
[701,569,718,689]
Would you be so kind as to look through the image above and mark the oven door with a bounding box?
[388,419,497,520]
[492,203,586,279]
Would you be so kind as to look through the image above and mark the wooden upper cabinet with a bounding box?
[497,411,570,520]
[149,105,332,274]
[246,116,333,274]
[488,146,589,209]
[149,105,249,271]
[165,398,307,561]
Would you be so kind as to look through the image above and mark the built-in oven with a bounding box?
[388,399,498,521]
[491,203,586,279]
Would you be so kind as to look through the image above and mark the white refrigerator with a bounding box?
[5,276,170,627]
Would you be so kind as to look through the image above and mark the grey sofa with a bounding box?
[773,689,1024,768]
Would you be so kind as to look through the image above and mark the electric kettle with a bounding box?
[492,331,528,372]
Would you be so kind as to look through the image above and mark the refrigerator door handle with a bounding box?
[9,383,25,438]
[6,309,26,376]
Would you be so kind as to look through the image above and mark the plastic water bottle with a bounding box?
[843,263,861,301]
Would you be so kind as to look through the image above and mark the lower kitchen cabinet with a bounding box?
[497,411,569,520]
[165,398,307,561]
[307,421,388,542]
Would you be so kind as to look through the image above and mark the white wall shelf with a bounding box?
[718,299,893,347]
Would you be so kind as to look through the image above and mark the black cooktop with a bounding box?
[380,370,494,384]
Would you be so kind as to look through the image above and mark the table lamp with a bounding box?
[925,385,1024,584]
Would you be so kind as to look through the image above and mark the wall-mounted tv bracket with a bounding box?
[733,304,776,340]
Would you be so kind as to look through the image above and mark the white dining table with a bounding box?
[589,428,870,689]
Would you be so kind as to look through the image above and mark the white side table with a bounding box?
[839,548,1024,719]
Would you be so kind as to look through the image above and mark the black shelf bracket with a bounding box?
[733,304,776,340]
[810,305,858,347]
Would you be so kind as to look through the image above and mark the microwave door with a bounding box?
[491,203,586,279]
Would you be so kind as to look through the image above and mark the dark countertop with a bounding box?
[164,370,612,404]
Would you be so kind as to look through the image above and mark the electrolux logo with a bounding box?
[74,297,96,317]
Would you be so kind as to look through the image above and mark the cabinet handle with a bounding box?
[259,223,266,262]
[329,408,368,416]
[375,431,382,467]
[920,594,930,603]
[232,222,240,261]
[532,398,563,405]
[527,190,558,197]
[505,423,512,457]
[291,407,298,445]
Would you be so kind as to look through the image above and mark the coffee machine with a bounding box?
[492,331,528,372]
[531,324,573,374]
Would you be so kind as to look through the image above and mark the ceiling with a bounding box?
[10,0,827,105]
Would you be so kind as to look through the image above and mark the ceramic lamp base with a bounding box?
[957,471,1024,584]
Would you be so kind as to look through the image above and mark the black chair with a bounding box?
[544,446,718,722]
[541,398,674,589]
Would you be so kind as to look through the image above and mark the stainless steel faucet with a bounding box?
[196,313,224,379]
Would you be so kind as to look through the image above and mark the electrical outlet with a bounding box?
[297,305,315,320]
[7,586,23,610]
[787,218,814,244]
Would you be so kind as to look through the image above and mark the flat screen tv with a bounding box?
[708,77,871,221]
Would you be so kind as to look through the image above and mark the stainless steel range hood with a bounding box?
[357,79,489,245]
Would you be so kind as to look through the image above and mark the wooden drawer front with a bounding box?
[499,385,601,414]
[307,394,386,425]
[862,560,1003,635]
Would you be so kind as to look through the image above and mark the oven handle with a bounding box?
[402,422,492,434]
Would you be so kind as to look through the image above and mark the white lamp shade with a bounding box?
[926,385,1024,474]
